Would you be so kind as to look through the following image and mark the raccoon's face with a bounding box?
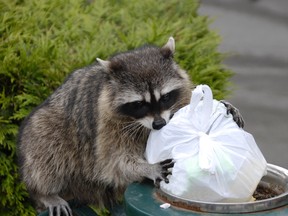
[117,80,186,130]
[98,37,192,130]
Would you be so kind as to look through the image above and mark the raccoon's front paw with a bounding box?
[221,100,245,128]
[48,203,72,216]
[40,195,73,216]
[153,159,175,188]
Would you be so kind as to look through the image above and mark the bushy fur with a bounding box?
[17,38,192,214]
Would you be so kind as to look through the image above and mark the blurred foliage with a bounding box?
[0,0,232,215]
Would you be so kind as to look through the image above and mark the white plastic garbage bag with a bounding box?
[145,85,267,202]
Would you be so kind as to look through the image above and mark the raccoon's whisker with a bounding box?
[135,128,143,144]
[128,124,144,140]
[120,121,139,131]
[120,122,142,138]
[136,126,149,144]
[131,123,147,142]
[121,126,135,138]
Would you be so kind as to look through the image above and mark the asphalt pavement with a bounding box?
[199,0,288,169]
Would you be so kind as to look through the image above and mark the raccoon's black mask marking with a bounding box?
[118,88,180,121]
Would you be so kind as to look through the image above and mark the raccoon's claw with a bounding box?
[221,100,245,128]
[39,195,73,216]
[160,158,174,169]
[49,204,72,216]
[154,159,174,188]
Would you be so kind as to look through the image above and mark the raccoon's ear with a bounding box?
[96,58,110,69]
[160,37,175,58]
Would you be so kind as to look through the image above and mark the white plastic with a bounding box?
[145,85,267,202]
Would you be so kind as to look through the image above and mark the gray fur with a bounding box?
[17,38,192,215]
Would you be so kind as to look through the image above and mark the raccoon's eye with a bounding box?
[160,93,171,103]
[118,100,149,119]
[160,89,180,109]
[132,101,145,110]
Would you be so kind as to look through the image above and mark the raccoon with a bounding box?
[17,37,244,216]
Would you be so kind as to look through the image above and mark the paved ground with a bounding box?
[199,0,288,169]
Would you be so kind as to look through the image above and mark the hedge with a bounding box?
[0,0,232,215]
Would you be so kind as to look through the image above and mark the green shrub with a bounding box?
[0,0,232,215]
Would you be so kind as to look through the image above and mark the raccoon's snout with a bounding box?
[152,118,166,130]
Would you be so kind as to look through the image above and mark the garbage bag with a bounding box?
[145,84,267,202]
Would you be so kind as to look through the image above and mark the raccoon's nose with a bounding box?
[152,118,166,130]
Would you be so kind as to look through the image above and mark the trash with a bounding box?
[160,203,171,209]
[145,85,267,202]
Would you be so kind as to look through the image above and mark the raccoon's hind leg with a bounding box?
[37,194,73,216]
